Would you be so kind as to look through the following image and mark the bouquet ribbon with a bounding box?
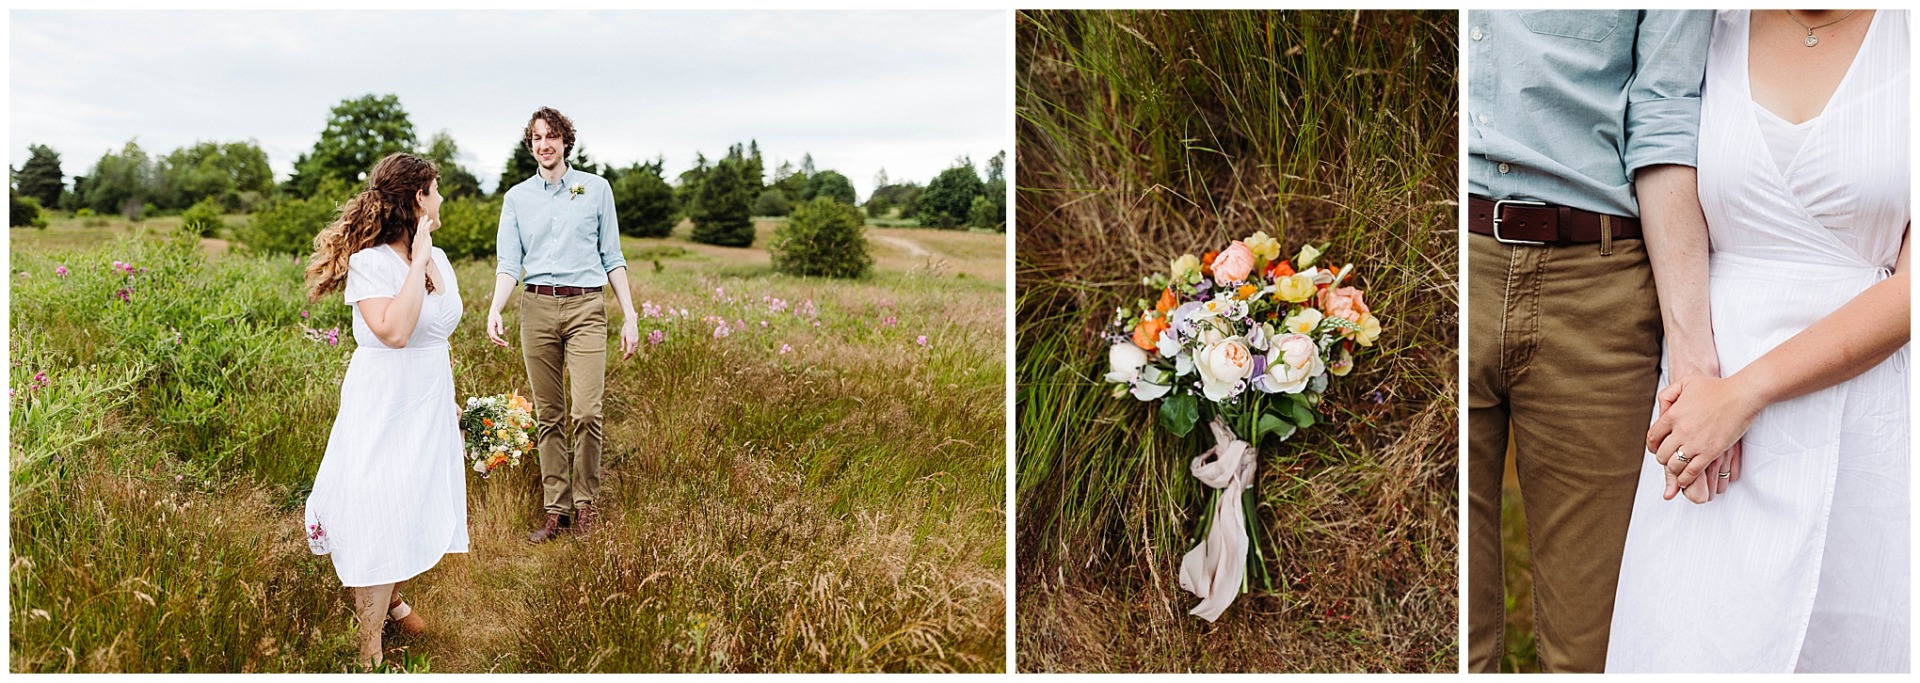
[1178,416,1258,622]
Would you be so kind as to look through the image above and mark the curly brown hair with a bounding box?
[522,106,576,159]
[304,153,440,302]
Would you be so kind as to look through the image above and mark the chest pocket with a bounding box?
[1520,10,1620,42]
[560,195,602,246]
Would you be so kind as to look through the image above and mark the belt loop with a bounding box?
[1599,214,1614,256]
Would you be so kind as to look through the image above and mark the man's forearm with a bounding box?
[606,267,636,318]
[1637,164,1718,376]
[488,272,519,314]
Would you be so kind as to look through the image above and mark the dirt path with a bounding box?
[872,235,933,259]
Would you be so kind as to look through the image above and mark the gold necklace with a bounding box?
[1785,9,1859,48]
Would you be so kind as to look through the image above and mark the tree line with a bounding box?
[11,94,1007,247]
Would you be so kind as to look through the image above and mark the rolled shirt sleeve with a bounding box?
[1623,11,1713,179]
[597,176,626,274]
[495,190,524,282]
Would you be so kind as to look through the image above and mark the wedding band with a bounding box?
[1718,472,1730,478]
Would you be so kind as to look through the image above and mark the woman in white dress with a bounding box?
[1608,10,1909,673]
[301,153,468,668]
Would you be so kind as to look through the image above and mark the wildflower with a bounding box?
[882,315,897,327]
[648,329,665,345]
[54,265,68,277]
[780,343,793,354]
[916,335,929,347]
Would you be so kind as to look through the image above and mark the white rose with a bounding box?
[1194,336,1255,401]
[1255,333,1325,394]
[1105,343,1150,384]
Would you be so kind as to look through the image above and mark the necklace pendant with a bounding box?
[1805,30,1819,47]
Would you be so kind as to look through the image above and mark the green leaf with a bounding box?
[1282,394,1316,429]
[1257,413,1295,443]
[1160,392,1199,438]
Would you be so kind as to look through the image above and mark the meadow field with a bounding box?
[8,214,1007,672]
[1014,10,1458,672]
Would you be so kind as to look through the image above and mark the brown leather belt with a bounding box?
[525,284,602,297]
[1468,196,1642,245]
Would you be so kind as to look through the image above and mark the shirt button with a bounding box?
[1471,26,1484,41]
[1497,163,1511,174]
[1477,114,1489,125]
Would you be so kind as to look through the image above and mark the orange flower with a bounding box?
[483,418,495,428]
[1201,250,1219,277]
[1155,288,1178,314]
[1268,260,1295,278]
[1133,316,1169,351]
[1235,284,1258,299]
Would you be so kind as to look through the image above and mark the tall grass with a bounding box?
[1015,10,1457,672]
[10,217,1006,672]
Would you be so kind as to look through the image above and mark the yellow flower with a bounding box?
[1284,307,1323,335]
[1170,253,1203,282]
[1244,231,1281,262]
[1356,313,1382,347]
[1295,243,1323,269]
[1274,274,1317,303]
[1329,345,1355,376]
[1235,284,1258,299]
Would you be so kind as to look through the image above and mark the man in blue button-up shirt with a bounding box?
[485,107,639,543]
[1466,10,1720,673]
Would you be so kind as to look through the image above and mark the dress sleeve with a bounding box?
[343,249,402,304]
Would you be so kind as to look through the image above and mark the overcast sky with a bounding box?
[10,10,1007,200]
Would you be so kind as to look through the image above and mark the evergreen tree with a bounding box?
[421,131,483,200]
[689,149,755,247]
[971,150,1007,231]
[16,144,64,208]
[497,143,538,194]
[612,158,676,238]
[753,188,791,217]
[675,152,710,218]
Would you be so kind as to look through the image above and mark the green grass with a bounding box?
[10,216,1006,672]
[1014,9,1457,672]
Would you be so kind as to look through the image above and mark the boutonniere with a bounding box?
[569,183,586,200]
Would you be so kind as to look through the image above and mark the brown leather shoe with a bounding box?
[573,504,597,535]
[386,592,426,636]
[527,512,566,544]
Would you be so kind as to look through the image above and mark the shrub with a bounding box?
[752,188,791,217]
[11,190,48,228]
[235,180,350,255]
[433,195,502,262]
[179,197,227,238]
[770,197,872,279]
[917,162,983,229]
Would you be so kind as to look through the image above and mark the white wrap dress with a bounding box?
[1608,10,1910,673]
[304,244,469,587]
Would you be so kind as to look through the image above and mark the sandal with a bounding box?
[387,592,427,636]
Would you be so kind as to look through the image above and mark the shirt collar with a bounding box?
[539,164,575,192]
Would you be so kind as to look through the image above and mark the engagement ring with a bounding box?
[1675,450,1690,464]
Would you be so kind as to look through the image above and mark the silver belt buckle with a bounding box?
[1492,199,1548,246]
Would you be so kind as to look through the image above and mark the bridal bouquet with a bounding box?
[460,392,535,477]
[1103,232,1381,621]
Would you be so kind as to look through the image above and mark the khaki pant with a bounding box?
[519,292,607,516]
[1466,234,1663,673]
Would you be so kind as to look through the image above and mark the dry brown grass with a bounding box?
[1014,9,1457,672]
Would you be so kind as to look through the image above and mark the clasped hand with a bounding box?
[1646,374,1765,504]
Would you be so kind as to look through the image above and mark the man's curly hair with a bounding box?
[523,107,576,159]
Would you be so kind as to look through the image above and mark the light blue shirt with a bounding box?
[1467,10,1713,217]
[495,166,626,287]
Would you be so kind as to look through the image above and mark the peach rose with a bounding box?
[1133,316,1169,352]
[1318,286,1369,324]
[1211,241,1256,284]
